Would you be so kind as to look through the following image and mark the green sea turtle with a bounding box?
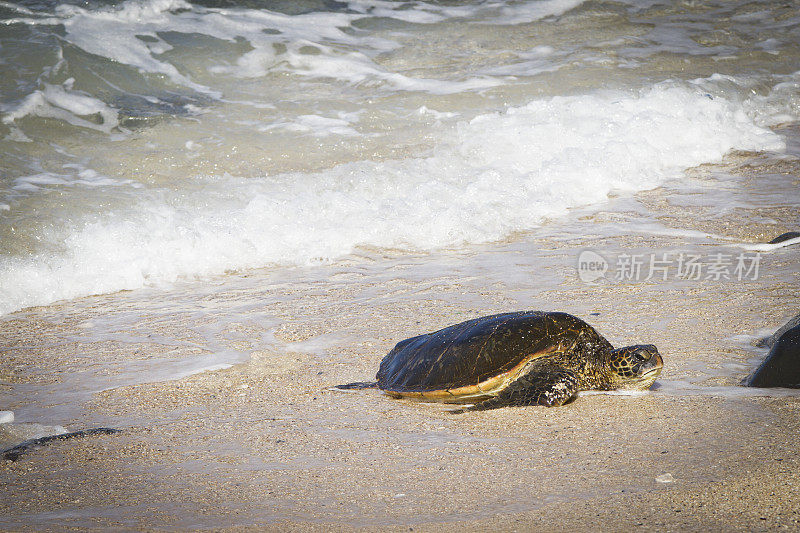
[338,311,663,411]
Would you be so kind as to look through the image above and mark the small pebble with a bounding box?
[656,473,675,483]
[0,411,14,424]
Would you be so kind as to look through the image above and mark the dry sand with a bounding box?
[1,143,799,531]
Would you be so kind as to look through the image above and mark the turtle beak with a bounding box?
[640,347,663,385]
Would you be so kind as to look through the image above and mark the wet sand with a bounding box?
[1,144,799,531]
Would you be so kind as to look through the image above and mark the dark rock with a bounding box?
[768,231,800,244]
[755,313,800,349]
[749,323,800,388]
[1,428,120,461]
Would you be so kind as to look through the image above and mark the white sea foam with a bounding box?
[3,0,506,98]
[0,84,786,315]
[692,71,800,127]
[4,0,379,96]
[0,2,36,15]
[487,0,586,24]
[346,1,448,24]
[417,106,459,120]
[345,0,587,25]
[277,43,503,94]
[55,0,217,95]
[260,112,363,137]
[2,81,120,133]
[11,168,139,193]
[480,46,565,77]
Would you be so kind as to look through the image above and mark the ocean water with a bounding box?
[1,0,799,315]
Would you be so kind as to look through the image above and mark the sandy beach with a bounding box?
[1,141,799,531]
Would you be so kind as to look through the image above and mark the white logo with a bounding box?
[577,250,608,283]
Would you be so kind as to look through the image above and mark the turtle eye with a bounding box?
[632,349,649,362]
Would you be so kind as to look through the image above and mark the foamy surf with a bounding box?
[0,84,786,315]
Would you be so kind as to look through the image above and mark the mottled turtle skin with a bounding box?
[340,311,663,411]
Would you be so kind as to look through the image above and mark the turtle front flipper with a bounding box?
[454,366,579,413]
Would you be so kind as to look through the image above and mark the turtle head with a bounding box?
[607,344,663,390]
